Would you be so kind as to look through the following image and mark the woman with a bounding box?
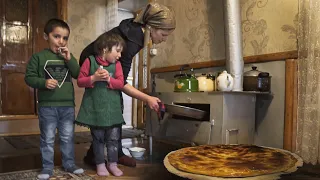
[80,2,176,167]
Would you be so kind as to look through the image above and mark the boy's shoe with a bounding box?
[65,165,84,174]
[37,169,52,180]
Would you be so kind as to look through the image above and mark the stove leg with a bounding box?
[149,136,153,156]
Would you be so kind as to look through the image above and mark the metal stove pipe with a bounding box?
[223,0,244,91]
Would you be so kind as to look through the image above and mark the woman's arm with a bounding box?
[122,83,160,111]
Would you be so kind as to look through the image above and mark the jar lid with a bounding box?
[174,73,191,78]
[243,66,262,77]
[207,74,215,79]
[258,72,270,77]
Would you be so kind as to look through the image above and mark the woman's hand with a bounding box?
[146,96,161,112]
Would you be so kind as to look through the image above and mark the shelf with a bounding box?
[157,91,273,95]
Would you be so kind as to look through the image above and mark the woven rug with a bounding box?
[0,167,94,180]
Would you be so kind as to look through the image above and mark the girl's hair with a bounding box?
[94,32,125,55]
[44,18,70,35]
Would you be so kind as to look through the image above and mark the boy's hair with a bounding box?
[94,32,125,55]
[44,18,70,35]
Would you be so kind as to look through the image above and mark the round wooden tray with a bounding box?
[163,146,303,180]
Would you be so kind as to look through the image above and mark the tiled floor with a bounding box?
[1,134,320,179]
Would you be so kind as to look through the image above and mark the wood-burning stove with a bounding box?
[146,92,259,155]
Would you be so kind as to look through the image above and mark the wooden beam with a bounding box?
[137,50,145,129]
[0,115,38,121]
[151,50,298,74]
[151,60,225,74]
[57,0,68,21]
[283,59,298,152]
[291,60,298,152]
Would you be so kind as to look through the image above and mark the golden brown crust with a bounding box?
[167,144,298,177]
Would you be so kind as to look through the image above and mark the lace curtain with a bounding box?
[105,0,118,31]
[296,0,320,165]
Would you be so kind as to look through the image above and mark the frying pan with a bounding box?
[158,103,206,120]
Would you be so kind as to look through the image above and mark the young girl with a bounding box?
[75,32,125,177]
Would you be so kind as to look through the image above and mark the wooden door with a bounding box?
[0,0,34,115]
[0,0,59,116]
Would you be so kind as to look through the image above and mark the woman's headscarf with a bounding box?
[134,2,176,30]
[134,2,176,66]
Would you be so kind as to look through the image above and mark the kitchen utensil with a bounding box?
[174,65,199,92]
[157,102,166,121]
[58,47,62,54]
[257,72,271,92]
[243,66,271,92]
[127,147,146,158]
[197,73,214,92]
[164,103,206,120]
[216,70,234,91]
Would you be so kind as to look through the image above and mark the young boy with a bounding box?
[25,18,83,179]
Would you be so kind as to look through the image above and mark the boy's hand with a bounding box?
[46,79,58,89]
[58,47,71,61]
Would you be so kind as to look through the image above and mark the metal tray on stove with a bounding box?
[164,104,206,120]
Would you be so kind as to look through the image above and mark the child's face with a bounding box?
[103,45,123,63]
[44,27,70,54]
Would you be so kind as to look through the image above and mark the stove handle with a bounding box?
[225,129,239,145]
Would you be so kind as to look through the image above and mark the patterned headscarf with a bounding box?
[134,2,176,30]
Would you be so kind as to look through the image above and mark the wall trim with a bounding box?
[0,115,38,121]
[150,50,298,74]
[284,59,298,152]
[58,0,68,21]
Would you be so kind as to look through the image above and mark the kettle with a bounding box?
[216,70,234,91]
[243,66,271,92]
[174,65,199,92]
[197,73,214,92]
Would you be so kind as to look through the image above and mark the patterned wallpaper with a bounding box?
[151,0,298,68]
[241,0,298,56]
[67,0,108,130]
[67,0,108,60]
[151,0,225,68]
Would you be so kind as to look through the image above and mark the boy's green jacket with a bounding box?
[25,49,80,107]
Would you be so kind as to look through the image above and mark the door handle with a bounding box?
[2,63,16,69]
